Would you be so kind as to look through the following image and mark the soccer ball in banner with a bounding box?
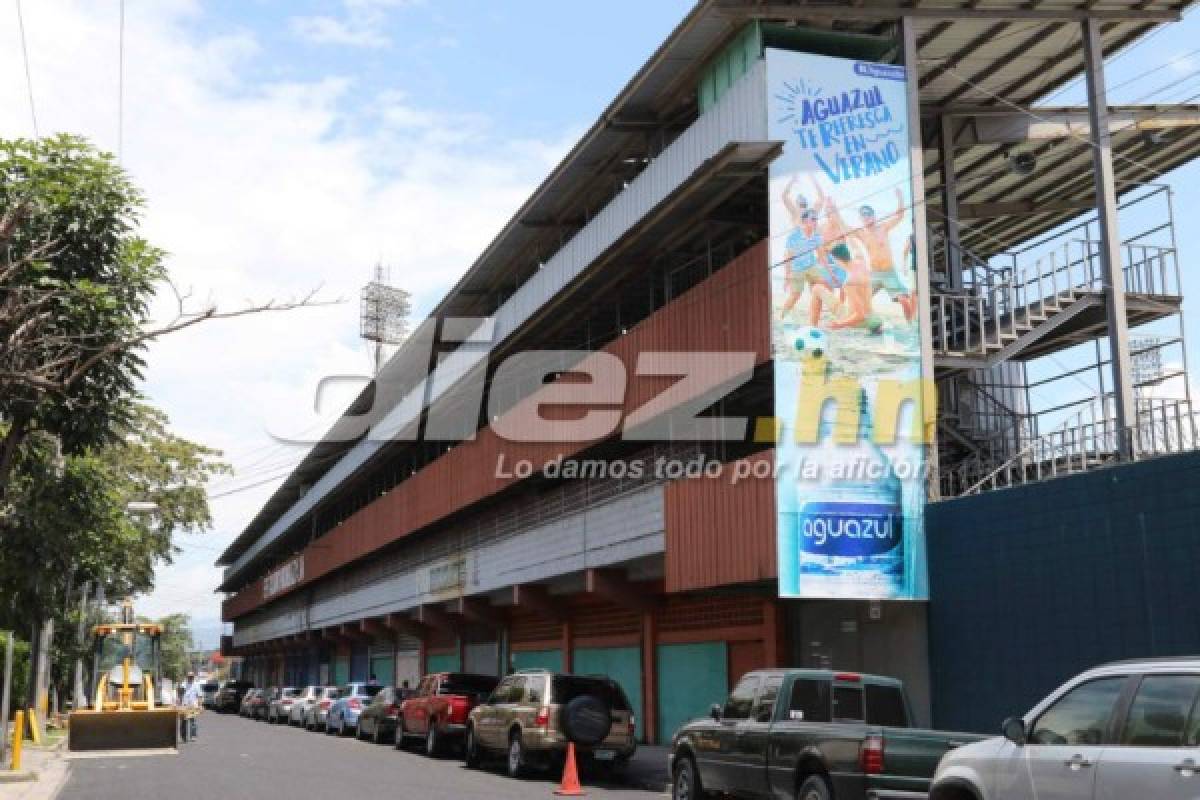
[793,326,826,361]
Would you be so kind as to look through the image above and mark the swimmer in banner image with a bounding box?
[858,188,916,323]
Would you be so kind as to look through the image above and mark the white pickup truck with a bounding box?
[931,656,1200,800]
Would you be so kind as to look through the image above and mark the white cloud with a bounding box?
[290,0,420,49]
[0,0,568,634]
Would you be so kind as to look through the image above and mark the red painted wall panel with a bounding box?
[224,241,769,621]
[663,450,778,593]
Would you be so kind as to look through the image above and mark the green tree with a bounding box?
[0,134,320,498]
[152,613,194,685]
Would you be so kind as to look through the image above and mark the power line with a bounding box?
[15,0,38,138]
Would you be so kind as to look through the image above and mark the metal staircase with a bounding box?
[931,238,1181,369]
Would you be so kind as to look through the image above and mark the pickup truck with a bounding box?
[670,669,984,800]
[399,672,499,756]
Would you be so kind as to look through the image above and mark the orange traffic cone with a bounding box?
[554,742,586,796]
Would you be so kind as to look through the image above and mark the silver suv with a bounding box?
[933,657,1200,800]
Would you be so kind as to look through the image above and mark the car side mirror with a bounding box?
[1002,716,1026,746]
[710,703,722,721]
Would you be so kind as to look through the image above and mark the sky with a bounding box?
[2,1,1200,649]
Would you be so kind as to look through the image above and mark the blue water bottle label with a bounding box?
[798,501,902,557]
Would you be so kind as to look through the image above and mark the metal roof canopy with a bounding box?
[218,0,1196,571]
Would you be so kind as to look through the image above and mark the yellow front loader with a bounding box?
[67,602,179,752]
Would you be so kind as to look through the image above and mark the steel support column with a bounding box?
[902,17,941,499]
[939,115,962,289]
[1082,18,1137,458]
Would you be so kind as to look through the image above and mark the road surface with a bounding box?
[59,711,668,800]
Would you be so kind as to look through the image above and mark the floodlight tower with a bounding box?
[360,264,412,373]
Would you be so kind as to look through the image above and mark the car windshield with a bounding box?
[283,688,302,698]
[440,674,499,696]
[552,676,631,710]
[362,685,384,698]
[202,682,219,691]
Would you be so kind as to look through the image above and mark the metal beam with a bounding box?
[717,2,1181,21]
[1083,18,1137,459]
[937,107,1200,146]
[450,598,506,629]
[904,17,941,501]
[584,569,661,613]
[412,604,459,633]
[510,585,568,622]
[928,197,1095,221]
[939,115,963,289]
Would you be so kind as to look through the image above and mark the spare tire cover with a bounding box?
[559,693,612,746]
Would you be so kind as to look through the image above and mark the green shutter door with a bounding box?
[656,642,728,743]
[426,652,461,673]
[333,655,349,686]
[370,654,395,686]
[573,646,643,739]
[510,649,562,673]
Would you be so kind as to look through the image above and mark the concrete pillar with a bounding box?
[1082,17,1137,459]
[640,611,657,745]
[902,16,941,499]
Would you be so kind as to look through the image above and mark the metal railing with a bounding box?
[932,237,1180,359]
[939,397,1197,498]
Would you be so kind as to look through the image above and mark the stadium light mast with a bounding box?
[360,263,411,374]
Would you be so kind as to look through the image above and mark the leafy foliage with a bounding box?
[0,135,164,489]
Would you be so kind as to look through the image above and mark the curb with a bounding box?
[0,770,39,784]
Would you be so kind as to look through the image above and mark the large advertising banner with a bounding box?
[768,48,928,600]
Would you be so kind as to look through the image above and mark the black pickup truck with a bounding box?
[669,669,983,800]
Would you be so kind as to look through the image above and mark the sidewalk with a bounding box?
[0,742,70,800]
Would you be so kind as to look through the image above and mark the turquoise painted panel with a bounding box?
[333,656,349,686]
[511,649,562,673]
[370,655,395,686]
[574,646,643,740]
[656,642,727,742]
[426,652,461,673]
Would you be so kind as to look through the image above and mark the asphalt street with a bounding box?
[58,711,669,800]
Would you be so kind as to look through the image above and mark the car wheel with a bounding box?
[506,731,526,779]
[798,775,832,800]
[425,723,440,757]
[373,722,384,745]
[673,755,703,800]
[464,725,481,769]
[394,720,407,750]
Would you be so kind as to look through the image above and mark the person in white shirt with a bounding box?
[181,673,201,740]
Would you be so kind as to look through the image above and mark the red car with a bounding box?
[398,672,499,756]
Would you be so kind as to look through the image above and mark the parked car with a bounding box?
[238,688,262,716]
[288,686,324,726]
[465,669,636,778]
[252,687,279,721]
[670,669,985,800]
[357,686,405,744]
[267,686,302,723]
[200,680,221,709]
[400,672,499,756]
[303,686,340,731]
[932,656,1200,800]
[214,680,255,713]
[326,683,385,736]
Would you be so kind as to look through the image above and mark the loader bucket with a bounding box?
[68,708,180,752]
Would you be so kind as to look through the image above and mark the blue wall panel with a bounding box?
[928,451,1200,733]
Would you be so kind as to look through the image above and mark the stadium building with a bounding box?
[219,0,1200,738]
